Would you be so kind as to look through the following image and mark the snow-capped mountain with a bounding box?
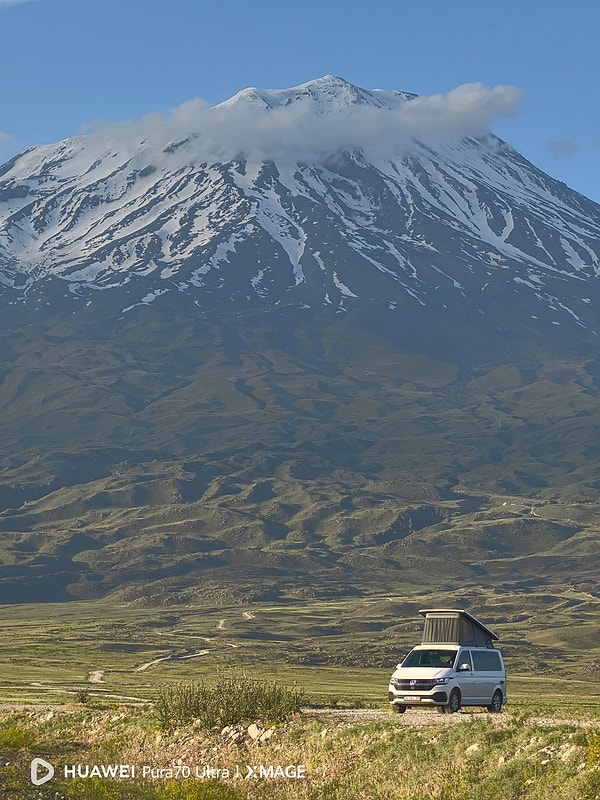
[3,77,600,605]
[1,75,600,333]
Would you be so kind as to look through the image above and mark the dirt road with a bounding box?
[307,708,597,728]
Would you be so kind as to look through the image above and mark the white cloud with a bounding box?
[391,83,522,140]
[82,80,524,167]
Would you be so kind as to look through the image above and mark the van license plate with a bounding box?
[403,696,419,701]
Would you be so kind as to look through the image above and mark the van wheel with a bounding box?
[487,690,503,713]
[447,689,461,713]
[391,704,406,714]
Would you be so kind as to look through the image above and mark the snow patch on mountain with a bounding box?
[0,76,599,330]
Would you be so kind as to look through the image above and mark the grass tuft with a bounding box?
[0,725,35,749]
[153,673,304,730]
[587,730,600,767]
[61,778,242,799]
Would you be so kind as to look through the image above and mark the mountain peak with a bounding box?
[0,76,599,337]
[218,75,416,113]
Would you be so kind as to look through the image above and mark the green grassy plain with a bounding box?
[0,590,598,710]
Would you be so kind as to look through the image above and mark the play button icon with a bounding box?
[30,757,55,786]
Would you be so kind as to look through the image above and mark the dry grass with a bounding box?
[1,704,600,799]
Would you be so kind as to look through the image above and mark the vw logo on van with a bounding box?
[410,680,416,687]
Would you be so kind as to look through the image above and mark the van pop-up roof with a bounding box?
[419,609,499,648]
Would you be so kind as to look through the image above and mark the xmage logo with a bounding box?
[30,758,55,786]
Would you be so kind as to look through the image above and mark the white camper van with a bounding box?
[388,609,506,714]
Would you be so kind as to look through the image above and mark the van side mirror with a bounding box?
[457,663,471,672]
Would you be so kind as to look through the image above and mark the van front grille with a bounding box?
[392,680,437,692]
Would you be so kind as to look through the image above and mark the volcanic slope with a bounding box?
[0,76,599,603]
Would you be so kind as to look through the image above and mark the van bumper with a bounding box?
[388,690,448,706]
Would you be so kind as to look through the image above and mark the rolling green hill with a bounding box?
[0,300,598,604]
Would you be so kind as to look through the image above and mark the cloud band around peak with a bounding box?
[82,80,523,166]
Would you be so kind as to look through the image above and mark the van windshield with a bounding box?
[401,649,456,668]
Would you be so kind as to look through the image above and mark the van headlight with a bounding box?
[390,678,401,688]
[433,677,450,685]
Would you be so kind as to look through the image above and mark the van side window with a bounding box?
[472,651,502,671]
[458,651,473,670]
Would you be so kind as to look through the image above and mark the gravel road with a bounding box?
[306,708,598,728]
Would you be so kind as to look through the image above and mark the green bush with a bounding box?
[587,730,600,767]
[0,725,35,749]
[76,689,91,704]
[154,673,304,730]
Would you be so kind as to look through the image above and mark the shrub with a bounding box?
[587,730,600,767]
[154,673,304,730]
[0,725,35,749]
[76,689,91,704]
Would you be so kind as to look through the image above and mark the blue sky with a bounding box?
[1,0,598,201]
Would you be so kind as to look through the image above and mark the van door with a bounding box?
[454,649,476,703]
